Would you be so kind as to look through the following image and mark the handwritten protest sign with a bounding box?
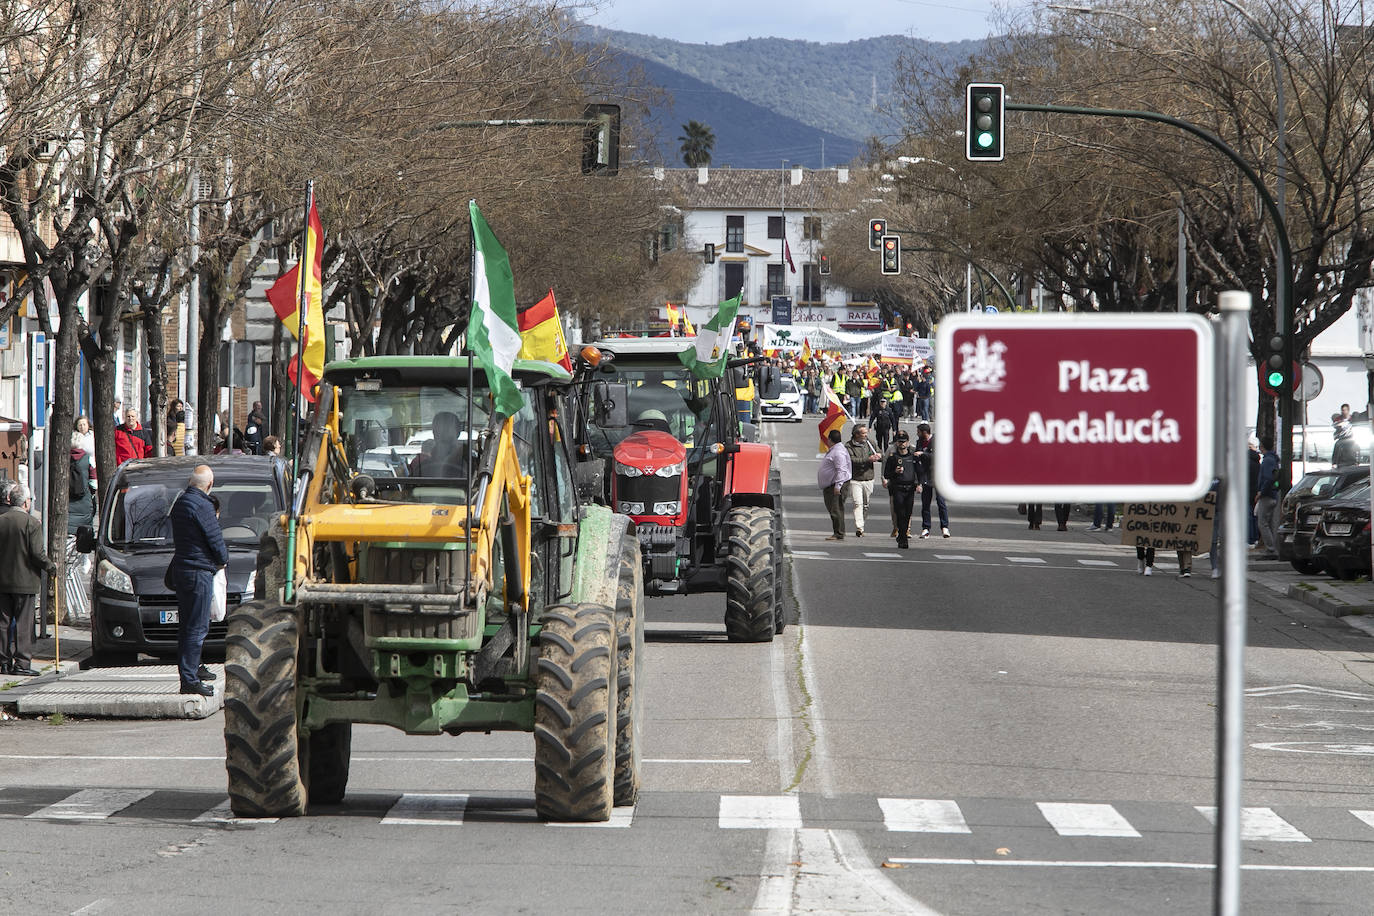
[1120,490,1217,553]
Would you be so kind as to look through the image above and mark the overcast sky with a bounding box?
[581,0,1017,45]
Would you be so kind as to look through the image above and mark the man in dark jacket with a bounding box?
[882,431,922,549]
[168,465,227,696]
[68,432,97,534]
[913,422,951,538]
[0,483,55,675]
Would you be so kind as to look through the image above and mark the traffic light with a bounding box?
[818,253,830,275]
[966,83,1005,162]
[869,219,886,250]
[881,235,900,275]
[1258,334,1293,396]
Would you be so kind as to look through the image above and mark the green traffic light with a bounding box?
[1267,370,1285,388]
[977,131,994,148]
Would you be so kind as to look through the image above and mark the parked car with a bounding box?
[760,375,804,422]
[76,454,288,666]
[1278,466,1370,569]
[1311,480,1373,580]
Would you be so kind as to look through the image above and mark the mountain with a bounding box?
[626,53,865,170]
[582,27,984,168]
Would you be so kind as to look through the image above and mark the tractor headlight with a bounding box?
[614,461,645,477]
[97,559,134,594]
[652,501,681,516]
[618,501,646,514]
[653,462,684,478]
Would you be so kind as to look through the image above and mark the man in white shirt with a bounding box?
[817,428,852,541]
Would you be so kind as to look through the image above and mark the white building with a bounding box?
[653,166,882,334]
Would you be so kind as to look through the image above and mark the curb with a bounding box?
[1285,582,1374,619]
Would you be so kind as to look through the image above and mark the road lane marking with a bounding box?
[789,829,942,915]
[382,793,469,826]
[863,552,901,558]
[1194,806,1310,842]
[1038,802,1140,837]
[934,554,974,560]
[1353,810,1374,830]
[548,805,635,828]
[879,798,970,834]
[1007,557,1047,564]
[721,795,802,829]
[887,858,1374,872]
[1247,684,1374,701]
[27,788,152,821]
[1077,559,1118,567]
[790,550,830,557]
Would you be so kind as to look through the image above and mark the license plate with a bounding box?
[1327,524,1353,536]
[158,610,179,624]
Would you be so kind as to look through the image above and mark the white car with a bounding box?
[761,376,804,422]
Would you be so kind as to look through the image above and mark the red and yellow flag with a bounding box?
[267,201,326,400]
[817,387,848,454]
[665,302,695,336]
[517,289,572,371]
[800,338,812,365]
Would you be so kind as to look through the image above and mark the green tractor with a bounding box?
[223,356,644,822]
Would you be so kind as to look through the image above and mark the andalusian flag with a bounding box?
[678,295,740,379]
[517,289,571,371]
[817,386,849,454]
[468,201,524,418]
[267,200,326,400]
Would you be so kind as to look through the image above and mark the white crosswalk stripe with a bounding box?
[1077,559,1118,567]
[549,806,636,828]
[382,793,469,826]
[1194,806,1311,842]
[1008,557,1047,564]
[27,788,153,821]
[719,794,802,829]
[934,555,974,560]
[192,800,279,825]
[863,552,901,558]
[1352,810,1374,830]
[1038,802,1141,837]
[879,798,971,833]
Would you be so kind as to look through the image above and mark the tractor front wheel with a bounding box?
[534,604,619,822]
[223,601,308,817]
[724,506,777,642]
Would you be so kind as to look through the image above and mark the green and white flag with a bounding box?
[678,294,741,379]
[468,200,525,418]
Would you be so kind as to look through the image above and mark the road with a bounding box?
[3,419,1374,914]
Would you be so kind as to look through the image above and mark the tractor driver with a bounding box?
[409,410,466,477]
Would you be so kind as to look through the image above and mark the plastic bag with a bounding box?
[211,568,227,622]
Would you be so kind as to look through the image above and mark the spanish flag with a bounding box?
[800,338,812,365]
[267,200,326,400]
[817,386,849,454]
[517,289,572,371]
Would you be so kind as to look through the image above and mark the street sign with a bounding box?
[31,332,46,429]
[771,296,792,326]
[934,313,1214,502]
[983,305,998,314]
[1298,361,1323,402]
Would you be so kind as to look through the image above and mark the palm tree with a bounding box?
[678,121,715,167]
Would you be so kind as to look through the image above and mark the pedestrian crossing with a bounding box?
[786,547,1139,570]
[1,787,1369,846]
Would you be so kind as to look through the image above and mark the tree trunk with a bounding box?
[142,296,168,458]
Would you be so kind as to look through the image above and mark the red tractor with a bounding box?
[572,338,784,642]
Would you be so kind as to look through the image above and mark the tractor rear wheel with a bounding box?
[724,506,776,642]
[223,601,307,817]
[305,722,352,805]
[534,603,618,822]
[614,537,644,807]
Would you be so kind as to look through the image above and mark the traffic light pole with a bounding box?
[1004,100,1294,489]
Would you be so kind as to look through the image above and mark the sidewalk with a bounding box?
[1,624,222,719]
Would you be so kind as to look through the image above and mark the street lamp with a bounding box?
[1046,3,1157,31]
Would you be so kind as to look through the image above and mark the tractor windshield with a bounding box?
[586,364,713,457]
[338,383,492,479]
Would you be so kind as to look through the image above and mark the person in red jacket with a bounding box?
[114,408,152,465]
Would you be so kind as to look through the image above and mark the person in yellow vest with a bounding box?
[735,373,757,426]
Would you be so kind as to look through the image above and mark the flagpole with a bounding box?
[780,160,786,308]
[463,199,477,607]
[284,179,314,604]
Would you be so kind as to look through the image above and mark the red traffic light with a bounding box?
[883,238,896,251]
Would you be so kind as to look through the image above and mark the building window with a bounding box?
[803,216,822,240]
[802,264,822,302]
[724,262,745,301]
[726,215,744,252]
[767,216,783,239]
[767,264,786,298]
